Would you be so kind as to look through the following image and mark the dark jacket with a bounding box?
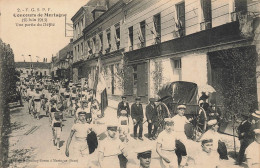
[237,120,254,140]
[117,101,130,117]
[131,103,143,121]
[146,103,158,122]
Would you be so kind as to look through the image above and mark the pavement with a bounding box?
[6,99,248,168]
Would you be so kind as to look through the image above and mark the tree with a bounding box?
[214,46,258,155]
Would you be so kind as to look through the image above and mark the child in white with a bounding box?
[118,110,129,142]
[156,118,178,168]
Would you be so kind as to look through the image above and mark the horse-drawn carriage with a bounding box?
[155,81,220,140]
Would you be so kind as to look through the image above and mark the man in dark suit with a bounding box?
[146,98,158,140]
[236,114,255,165]
[117,96,130,118]
[131,97,144,140]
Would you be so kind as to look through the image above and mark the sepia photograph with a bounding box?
[0,0,260,167]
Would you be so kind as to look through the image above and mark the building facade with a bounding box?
[56,39,73,80]
[69,0,260,110]
[16,61,51,79]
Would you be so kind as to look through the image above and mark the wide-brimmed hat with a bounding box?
[164,118,174,124]
[252,110,260,119]
[149,98,156,102]
[121,96,126,99]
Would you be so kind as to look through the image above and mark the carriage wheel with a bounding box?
[193,107,207,141]
[156,102,171,133]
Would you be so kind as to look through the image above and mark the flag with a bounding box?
[104,32,109,51]
[137,24,144,43]
[151,19,158,42]
[114,29,120,50]
[92,38,96,54]
[93,57,108,117]
[97,34,102,53]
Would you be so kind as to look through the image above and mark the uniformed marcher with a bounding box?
[156,118,178,168]
[136,147,152,168]
[98,124,127,168]
[131,97,144,140]
[146,98,158,140]
[117,96,130,118]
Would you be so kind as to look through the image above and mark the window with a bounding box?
[128,26,133,50]
[140,21,146,47]
[99,33,103,53]
[231,0,248,21]
[133,65,138,95]
[176,2,185,36]
[200,0,212,30]
[174,59,182,69]
[153,14,161,44]
[87,40,92,55]
[26,70,28,74]
[173,59,182,80]
[93,37,96,54]
[115,23,120,50]
[106,29,111,53]
[44,71,46,75]
[81,42,83,55]
[77,22,80,36]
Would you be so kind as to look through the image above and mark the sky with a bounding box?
[0,0,88,62]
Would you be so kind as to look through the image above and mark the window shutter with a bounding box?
[137,63,148,96]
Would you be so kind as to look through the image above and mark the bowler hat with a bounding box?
[135,97,141,101]
[121,96,126,99]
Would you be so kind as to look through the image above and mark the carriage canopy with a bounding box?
[157,81,198,106]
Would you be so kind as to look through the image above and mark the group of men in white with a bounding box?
[16,78,260,168]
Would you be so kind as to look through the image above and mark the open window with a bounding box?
[200,0,212,30]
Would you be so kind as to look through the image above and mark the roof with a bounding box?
[15,62,51,69]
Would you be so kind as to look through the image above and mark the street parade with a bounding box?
[8,76,259,168]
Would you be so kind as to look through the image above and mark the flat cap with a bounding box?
[136,147,152,159]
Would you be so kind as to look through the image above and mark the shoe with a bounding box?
[134,137,137,140]
[148,137,153,140]
[152,136,157,140]
[138,137,143,141]
[57,146,60,150]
